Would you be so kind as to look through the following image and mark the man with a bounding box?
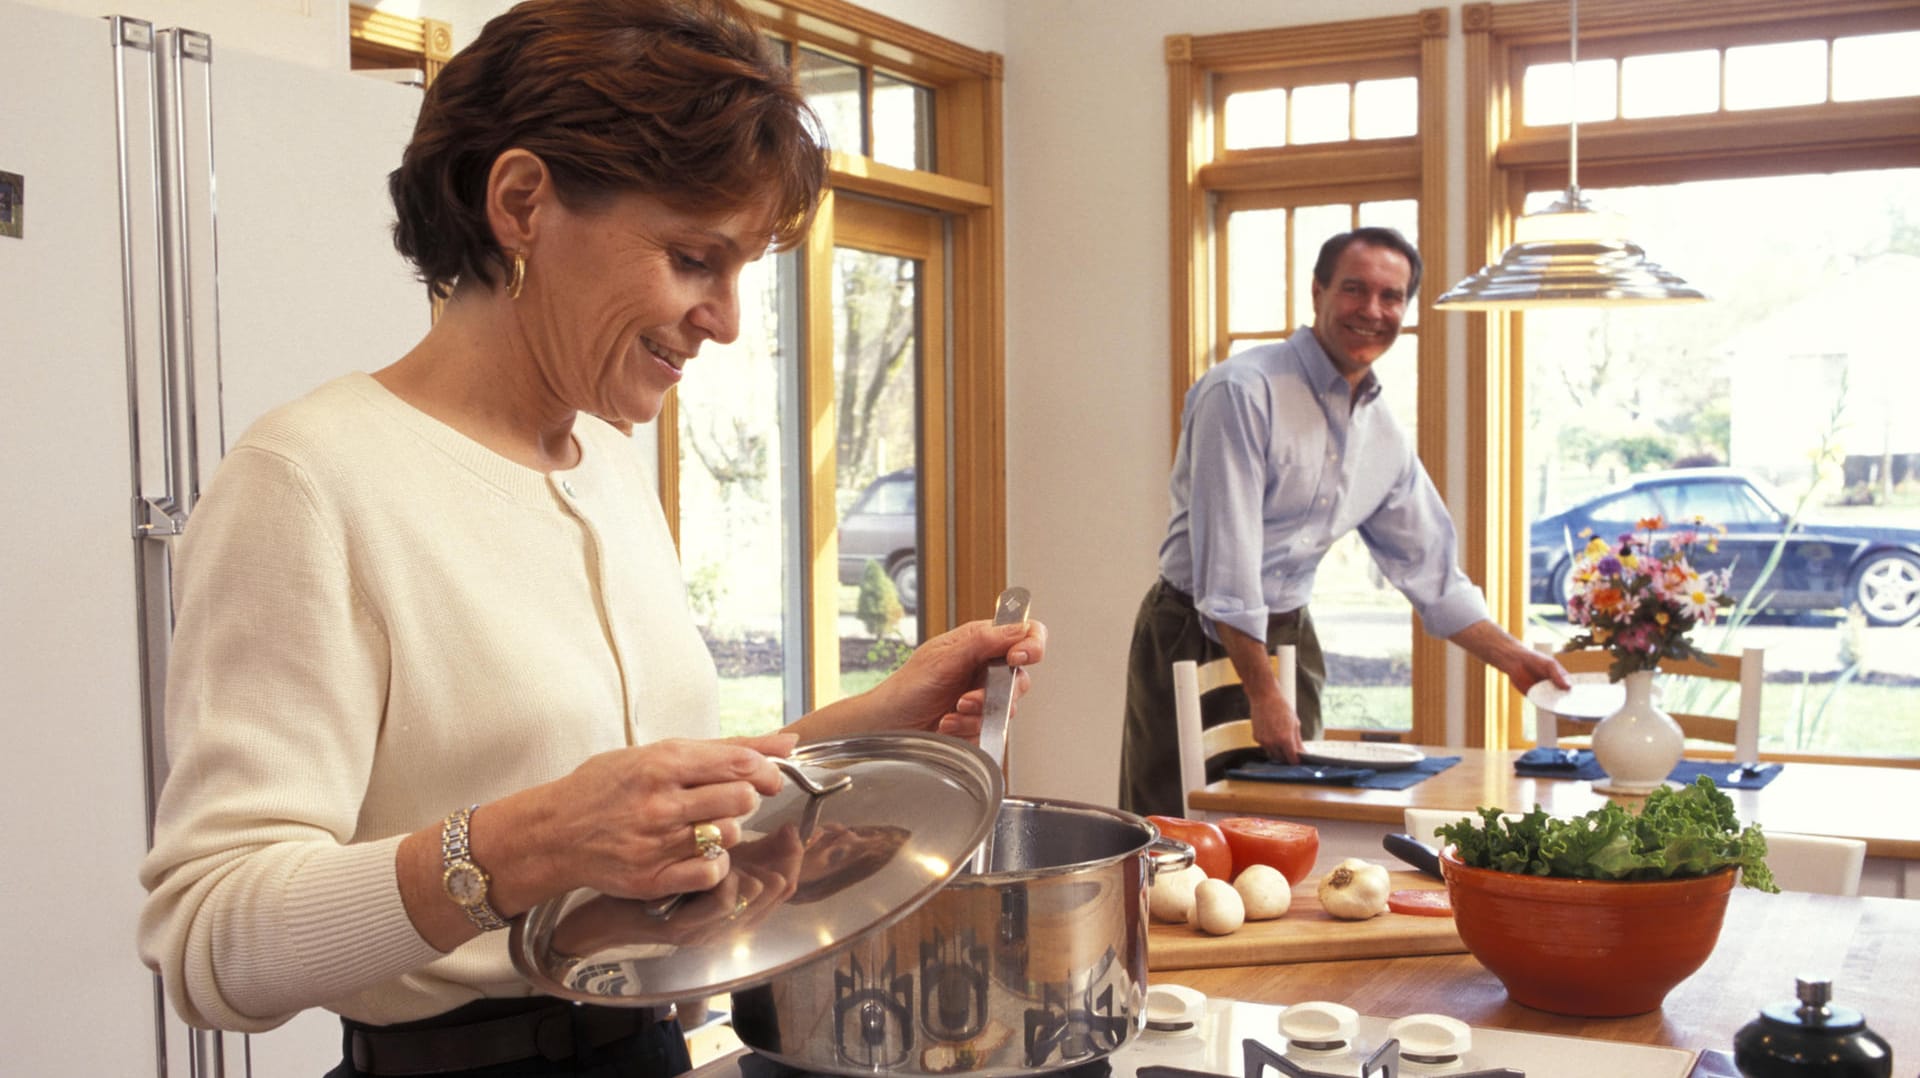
[1119,226,1566,819]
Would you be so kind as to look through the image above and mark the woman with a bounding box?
[136,1,1047,1074]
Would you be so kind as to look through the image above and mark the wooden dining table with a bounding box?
[1188,745,1920,898]
[1168,886,1920,1065]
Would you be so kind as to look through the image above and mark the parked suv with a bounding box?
[838,468,918,613]
[1529,468,1920,626]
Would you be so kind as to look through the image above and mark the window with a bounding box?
[660,1,1003,733]
[1465,0,1920,763]
[1170,12,1451,742]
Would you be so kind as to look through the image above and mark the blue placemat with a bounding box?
[1227,754,1461,791]
[1513,749,1783,790]
[1668,760,1783,790]
[1514,747,1606,780]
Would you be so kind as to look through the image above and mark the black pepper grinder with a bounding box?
[1733,977,1893,1077]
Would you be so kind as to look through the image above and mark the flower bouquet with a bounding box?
[1560,516,1738,793]
[1563,515,1734,682]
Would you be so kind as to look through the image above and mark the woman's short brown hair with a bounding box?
[390,0,827,298]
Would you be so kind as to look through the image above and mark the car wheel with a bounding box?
[1850,550,1920,627]
[1550,559,1578,620]
[890,553,919,615]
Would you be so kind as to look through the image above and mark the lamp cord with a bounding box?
[1568,0,1581,198]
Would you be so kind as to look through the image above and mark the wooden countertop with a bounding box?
[1188,746,1920,861]
[1162,887,1920,1059]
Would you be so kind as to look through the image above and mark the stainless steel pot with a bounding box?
[731,797,1192,1077]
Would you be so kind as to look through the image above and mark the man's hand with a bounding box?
[1248,690,1304,764]
[1218,624,1303,763]
[1449,619,1570,694]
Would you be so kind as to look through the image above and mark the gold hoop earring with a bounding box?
[506,250,527,300]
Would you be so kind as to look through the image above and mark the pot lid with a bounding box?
[509,731,1003,1006]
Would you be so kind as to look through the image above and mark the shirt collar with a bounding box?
[1297,327,1385,406]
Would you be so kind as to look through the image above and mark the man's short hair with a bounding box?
[1313,226,1422,297]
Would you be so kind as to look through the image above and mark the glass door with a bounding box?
[825,196,947,702]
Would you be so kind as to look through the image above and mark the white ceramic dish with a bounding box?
[1526,671,1624,721]
[1296,740,1426,771]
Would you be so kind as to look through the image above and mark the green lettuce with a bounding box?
[1437,776,1778,891]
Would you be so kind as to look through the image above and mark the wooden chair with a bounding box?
[1533,642,1763,763]
[1761,832,1867,896]
[1174,647,1294,817]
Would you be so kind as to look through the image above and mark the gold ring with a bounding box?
[728,896,751,919]
[693,821,724,861]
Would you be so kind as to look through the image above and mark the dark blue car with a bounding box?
[1529,468,1920,626]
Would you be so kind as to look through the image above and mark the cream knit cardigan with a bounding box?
[138,373,719,1031]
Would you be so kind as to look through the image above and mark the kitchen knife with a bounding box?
[1382,832,1445,880]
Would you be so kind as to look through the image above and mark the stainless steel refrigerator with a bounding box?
[1,3,429,1073]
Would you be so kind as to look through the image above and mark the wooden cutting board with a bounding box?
[1149,870,1464,971]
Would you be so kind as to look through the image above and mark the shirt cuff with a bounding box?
[1419,589,1492,639]
[1195,597,1271,645]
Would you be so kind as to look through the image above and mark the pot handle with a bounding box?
[1146,836,1196,882]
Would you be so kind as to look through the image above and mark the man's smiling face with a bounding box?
[1310,240,1412,383]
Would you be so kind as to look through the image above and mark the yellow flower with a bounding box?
[1656,611,1669,625]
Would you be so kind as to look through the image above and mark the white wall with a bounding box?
[12,0,351,68]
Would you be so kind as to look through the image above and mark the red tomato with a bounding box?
[1146,815,1232,879]
[1217,817,1320,885]
[1387,889,1454,917]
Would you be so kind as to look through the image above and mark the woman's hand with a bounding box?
[797,617,1048,743]
[533,732,797,902]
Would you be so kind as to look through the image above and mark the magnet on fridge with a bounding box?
[0,170,22,238]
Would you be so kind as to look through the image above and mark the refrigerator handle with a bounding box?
[112,16,186,541]
[155,27,223,522]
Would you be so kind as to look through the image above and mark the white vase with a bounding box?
[1590,669,1685,795]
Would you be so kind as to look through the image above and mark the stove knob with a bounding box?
[1388,1013,1471,1063]
[1279,1001,1359,1052]
[1145,983,1206,1032]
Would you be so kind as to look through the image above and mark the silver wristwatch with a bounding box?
[441,805,509,932]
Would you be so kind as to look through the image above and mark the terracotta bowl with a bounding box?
[1439,846,1735,1017]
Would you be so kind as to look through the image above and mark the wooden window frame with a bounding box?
[347,5,453,83]
[1461,0,1920,757]
[1168,10,1454,745]
[657,0,1004,712]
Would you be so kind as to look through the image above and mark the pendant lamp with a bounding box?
[1434,0,1706,310]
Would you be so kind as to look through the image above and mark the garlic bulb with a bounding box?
[1317,857,1391,920]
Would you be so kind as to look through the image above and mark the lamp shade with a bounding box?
[1434,193,1708,311]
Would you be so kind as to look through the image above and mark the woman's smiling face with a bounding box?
[527,190,772,428]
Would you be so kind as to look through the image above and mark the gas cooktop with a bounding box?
[691,994,1699,1078]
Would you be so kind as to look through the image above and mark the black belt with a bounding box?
[346,998,674,1076]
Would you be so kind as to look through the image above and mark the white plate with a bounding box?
[1296,740,1427,771]
[1526,672,1624,721]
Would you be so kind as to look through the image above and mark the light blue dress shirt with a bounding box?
[1157,329,1490,645]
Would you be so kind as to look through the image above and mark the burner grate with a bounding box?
[1135,1036,1525,1078]
[735,1052,1113,1078]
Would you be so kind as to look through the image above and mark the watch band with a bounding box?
[441,805,509,932]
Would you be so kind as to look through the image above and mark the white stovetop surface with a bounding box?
[1110,996,1697,1078]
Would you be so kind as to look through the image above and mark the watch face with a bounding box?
[445,863,487,906]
